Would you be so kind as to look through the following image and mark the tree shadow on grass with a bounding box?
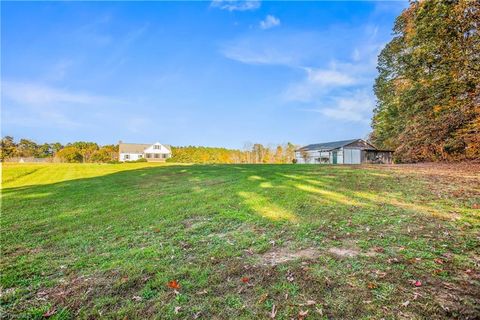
[2,164,479,319]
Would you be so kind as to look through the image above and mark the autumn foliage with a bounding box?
[371,0,480,162]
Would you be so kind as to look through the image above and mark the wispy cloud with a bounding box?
[284,67,357,102]
[260,15,280,30]
[2,81,122,129]
[75,13,114,47]
[2,81,115,106]
[220,24,385,123]
[222,42,295,65]
[44,59,74,82]
[313,90,374,123]
[221,32,317,66]
[210,0,260,12]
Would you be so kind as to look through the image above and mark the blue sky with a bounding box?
[1,1,407,148]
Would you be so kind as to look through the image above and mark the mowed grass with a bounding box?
[1,163,479,319]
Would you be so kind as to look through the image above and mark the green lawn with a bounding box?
[1,163,479,319]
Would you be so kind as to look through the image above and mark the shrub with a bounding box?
[55,147,83,163]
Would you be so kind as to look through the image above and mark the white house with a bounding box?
[118,141,172,162]
[295,139,393,164]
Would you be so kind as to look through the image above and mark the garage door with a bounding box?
[344,149,361,164]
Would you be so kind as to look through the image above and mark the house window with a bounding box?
[162,154,167,159]
[154,154,160,158]
[146,153,152,158]
[138,154,143,158]
[124,154,130,160]
[154,145,160,149]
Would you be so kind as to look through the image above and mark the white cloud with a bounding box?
[210,0,260,11]
[221,32,316,66]
[219,21,388,125]
[1,81,123,129]
[260,15,280,30]
[2,81,115,106]
[222,43,295,65]
[284,67,357,102]
[305,68,356,87]
[317,91,374,123]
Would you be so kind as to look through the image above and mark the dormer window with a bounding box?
[154,145,160,149]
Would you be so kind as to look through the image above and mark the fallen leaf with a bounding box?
[367,282,377,289]
[305,300,316,306]
[413,292,422,300]
[402,300,410,307]
[258,293,268,304]
[43,307,56,318]
[434,258,444,265]
[174,306,181,314]
[298,310,308,319]
[413,280,422,287]
[472,203,480,209]
[387,257,399,264]
[244,248,254,255]
[132,295,142,301]
[241,277,249,283]
[167,280,180,289]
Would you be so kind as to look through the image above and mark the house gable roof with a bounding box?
[298,139,376,151]
[119,143,152,154]
[119,142,172,154]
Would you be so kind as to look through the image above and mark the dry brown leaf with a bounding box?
[258,293,269,304]
[43,307,56,318]
[298,309,308,319]
[367,282,377,289]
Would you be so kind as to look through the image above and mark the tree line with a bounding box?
[0,136,118,163]
[371,0,479,162]
[169,143,297,164]
[0,136,298,164]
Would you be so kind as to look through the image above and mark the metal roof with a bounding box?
[298,139,361,151]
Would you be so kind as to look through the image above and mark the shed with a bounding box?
[295,139,393,164]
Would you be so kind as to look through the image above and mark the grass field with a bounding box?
[1,162,479,319]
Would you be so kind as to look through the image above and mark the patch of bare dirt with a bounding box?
[328,247,359,258]
[183,217,210,230]
[258,247,320,266]
[37,270,151,314]
[5,246,42,258]
[327,240,378,259]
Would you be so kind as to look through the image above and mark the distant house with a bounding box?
[118,141,172,162]
[295,139,393,164]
